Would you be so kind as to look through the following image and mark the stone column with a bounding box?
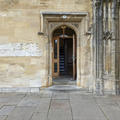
[93,0,104,95]
[48,34,53,86]
[114,0,120,94]
[118,0,120,94]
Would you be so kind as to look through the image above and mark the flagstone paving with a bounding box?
[0,90,120,120]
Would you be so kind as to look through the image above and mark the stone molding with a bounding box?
[40,12,89,34]
[39,11,91,87]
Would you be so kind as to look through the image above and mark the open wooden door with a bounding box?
[73,34,76,80]
[52,37,60,78]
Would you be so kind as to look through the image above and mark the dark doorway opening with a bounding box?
[52,26,77,85]
[59,38,73,76]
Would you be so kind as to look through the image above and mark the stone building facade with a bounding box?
[0,0,119,94]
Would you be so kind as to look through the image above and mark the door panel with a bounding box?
[52,37,60,77]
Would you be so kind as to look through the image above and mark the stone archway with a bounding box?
[51,25,77,84]
[48,23,80,86]
[39,12,92,88]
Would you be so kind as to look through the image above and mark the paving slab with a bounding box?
[48,99,72,120]
[0,93,25,105]
[31,112,47,120]
[6,107,36,120]
[39,91,52,98]
[70,94,106,120]
[52,92,69,100]
[0,106,15,116]
[0,91,119,120]
[17,94,43,107]
[70,92,93,100]
[95,96,120,120]
[114,96,120,107]
[35,98,51,113]
[0,116,7,120]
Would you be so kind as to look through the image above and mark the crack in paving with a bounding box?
[47,92,53,120]
[68,93,73,120]
[93,96,110,120]
[47,91,72,120]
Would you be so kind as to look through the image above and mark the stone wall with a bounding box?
[0,0,92,90]
[0,0,118,94]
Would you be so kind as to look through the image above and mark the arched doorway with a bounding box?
[52,25,77,84]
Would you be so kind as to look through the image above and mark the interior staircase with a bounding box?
[59,47,65,75]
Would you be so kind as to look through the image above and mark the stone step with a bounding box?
[46,85,81,92]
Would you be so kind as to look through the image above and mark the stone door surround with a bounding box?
[39,12,90,86]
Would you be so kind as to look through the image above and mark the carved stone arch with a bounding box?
[47,22,81,86]
[49,22,79,38]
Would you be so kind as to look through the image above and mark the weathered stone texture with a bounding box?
[0,0,119,94]
[0,0,92,90]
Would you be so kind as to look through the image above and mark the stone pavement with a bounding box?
[0,90,120,120]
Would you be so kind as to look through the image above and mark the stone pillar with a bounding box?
[118,0,120,94]
[114,0,120,94]
[102,0,116,94]
[93,0,104,95]
[48,35,53,86]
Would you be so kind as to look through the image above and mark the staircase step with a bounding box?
[60,47,65,74]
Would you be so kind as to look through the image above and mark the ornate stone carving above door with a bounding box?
[40,12,90,35]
